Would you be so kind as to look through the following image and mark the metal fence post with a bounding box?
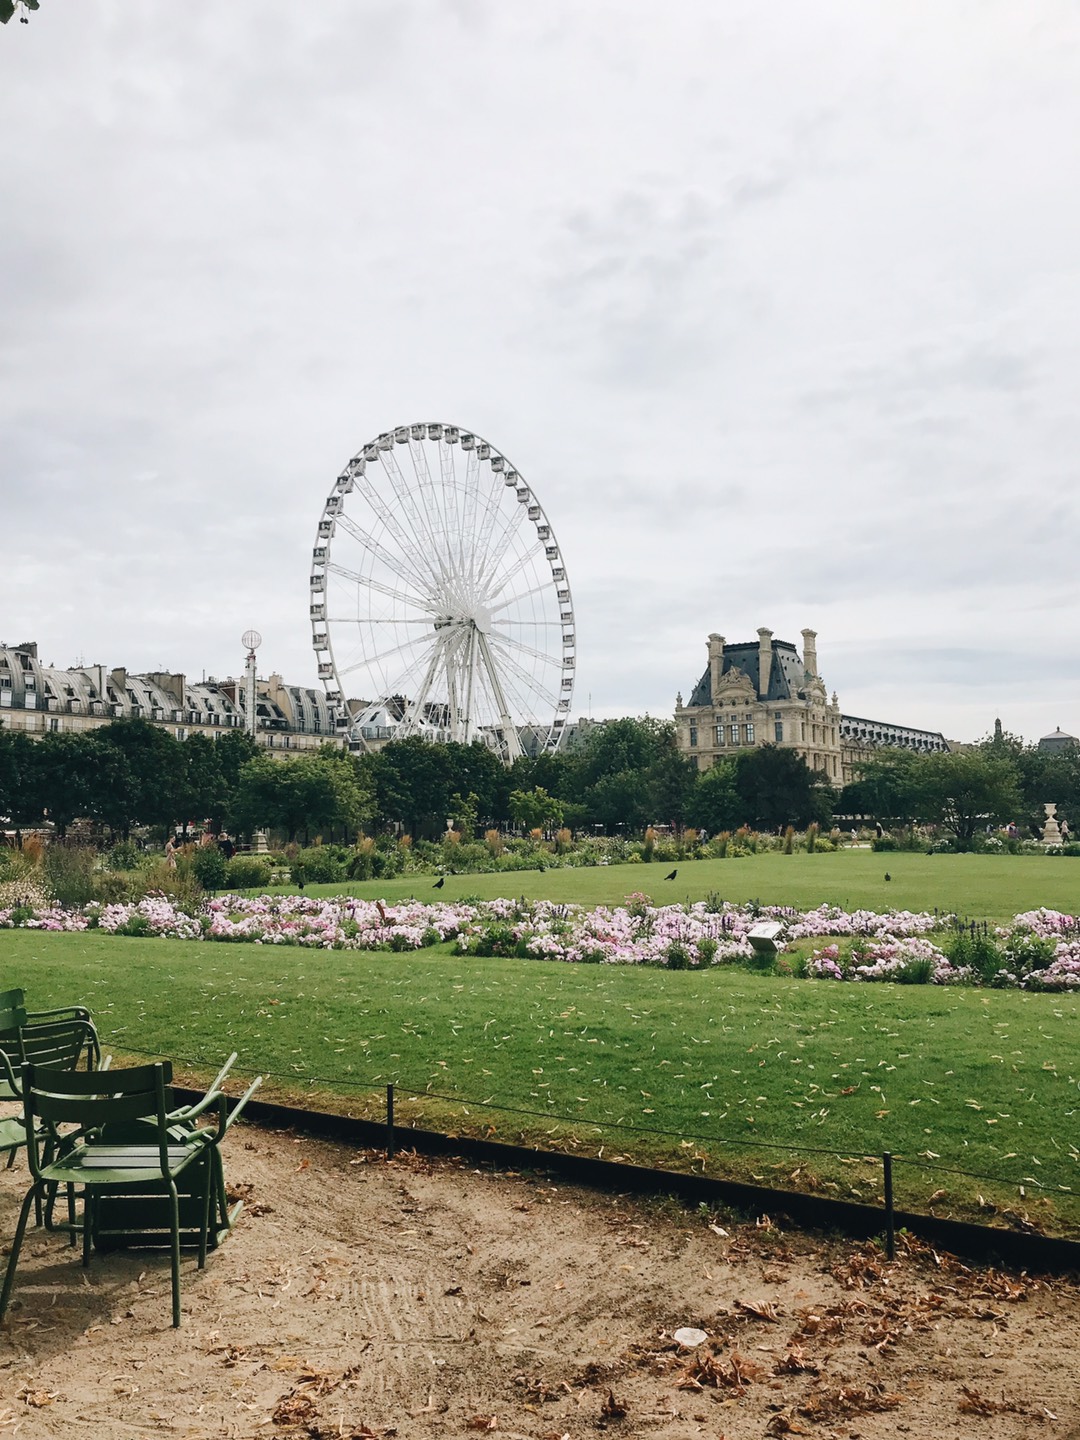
[883,1151,895,1260]
[386,1083,395,1160]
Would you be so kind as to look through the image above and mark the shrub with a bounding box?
[192,845,228,892]
[93,871,143,904]
[43,845,97,908]
[142,856,205,909]
[665,941,691,969]
[347,836,376,881]
[695,936,718,965]
[783,826,795,855]
[293,846,346,884]
[871,834,899,852]
[1003,931,1057,974]
[225,855,273,890]
[896,957,934,984]
[107,839,143,871]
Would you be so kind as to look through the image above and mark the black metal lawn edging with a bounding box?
[175,1084,1080,1277]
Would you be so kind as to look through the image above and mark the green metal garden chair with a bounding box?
[0,987,95,1029]
[0,1059,260,1328]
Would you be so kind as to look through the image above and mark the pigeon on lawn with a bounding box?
[664,869,678,881]
[884,872,891,882]
[433,876,445,889]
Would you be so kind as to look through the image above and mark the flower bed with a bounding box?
[3,890,1080,990]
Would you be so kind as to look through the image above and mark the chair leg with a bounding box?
[0,1184,40,1323]
[167,1181,182,1328]
[82,1192,93,1268]
[198,1156,212,1270]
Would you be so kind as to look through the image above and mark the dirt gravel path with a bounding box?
[0,1124,1076,1439]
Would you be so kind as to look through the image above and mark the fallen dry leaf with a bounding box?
[600,1389,628,1419]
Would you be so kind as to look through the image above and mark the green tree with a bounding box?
[687,758,741,834]
[0,729,38,824]
[96,717,186,830]
[733,744,834,830]
[840,748,923,821]
[370,737,455,837]
[578,716,674,789]
[180,733,227,830]
[508,786,564,832]
[645,750,699,829]
[29,732,97,836]
[230,750,373,842]
[914,750,1022,845]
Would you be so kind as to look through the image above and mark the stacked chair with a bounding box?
[0,988,102,1173]
[0,990,261,1328]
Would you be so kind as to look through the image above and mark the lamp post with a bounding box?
[241,630,261,740]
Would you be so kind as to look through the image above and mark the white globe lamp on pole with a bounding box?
[241,630,262,740]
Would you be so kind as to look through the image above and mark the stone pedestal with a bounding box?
[1041,803,1063,847]
[253,829,270,854]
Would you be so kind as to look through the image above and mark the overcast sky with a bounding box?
[2,1,1078,744]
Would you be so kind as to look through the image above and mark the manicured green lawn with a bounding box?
[5,927,1079,1231]
[268,850,1080,925]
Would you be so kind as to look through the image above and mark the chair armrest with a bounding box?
[0,1048,20,1097]
[26,1006,92,1024]
[222,1075,263,1133]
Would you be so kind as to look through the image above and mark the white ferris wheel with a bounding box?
[310,423,576,762]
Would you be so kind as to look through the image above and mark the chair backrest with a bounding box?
[0,1006,30,1097]
[23,1060,176,1184]
[0,988,26,1014]
[16,1018,99,1071]
[23,1060,175,1161]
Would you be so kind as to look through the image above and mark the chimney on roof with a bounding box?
[707,633,725,703]
[757,628,773,700]
[801,628,818,681]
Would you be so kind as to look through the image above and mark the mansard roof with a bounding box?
[687,639,806,708]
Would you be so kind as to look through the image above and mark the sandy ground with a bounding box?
[0,1123,1076,1440]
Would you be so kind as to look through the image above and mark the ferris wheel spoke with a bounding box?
[474,489,528,589]
[457,447,483,581]
[336,630,433,679]
[470,462,512,585]
[484,545,543,604]
[409,437,457,579]
[486,638,562,710]
[333,514,432,602]
[379,446,450,589]
[488,581,552,615]
[326,562,430,612]
[349,473,432,591]
[491,632,564,668]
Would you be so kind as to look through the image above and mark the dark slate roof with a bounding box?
[687,640,804,707]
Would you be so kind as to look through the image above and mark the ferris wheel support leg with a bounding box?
[403,640,443,734]
[476,630,524,762]
[462,625,479,746]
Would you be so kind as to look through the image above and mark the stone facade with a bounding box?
[675,629,948,785]
[0,641,342,753]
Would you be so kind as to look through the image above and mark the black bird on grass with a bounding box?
[884,872,892,882]
[664,868,678,881]
[297,874,305,891]
[433,876,445,889]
